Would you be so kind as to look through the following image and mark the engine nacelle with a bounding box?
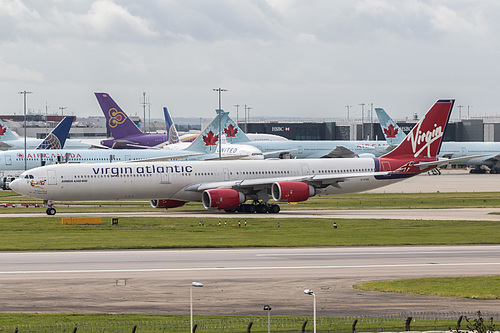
[202,189,246,210]
[271,181,315,202]
[150,199,186,209]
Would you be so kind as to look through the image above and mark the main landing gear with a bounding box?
[44,200,56,215]
[224,202,281,214]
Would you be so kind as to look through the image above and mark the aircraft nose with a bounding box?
[9,179,22,193]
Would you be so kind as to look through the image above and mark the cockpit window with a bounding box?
[22,175,34,179]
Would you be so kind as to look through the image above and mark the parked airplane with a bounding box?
[96,93,196,148]
[220,114,393,159]
[11,99,465,216]
[376,107,500,173]
[0,118,91,150]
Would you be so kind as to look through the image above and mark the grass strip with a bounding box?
[354,276,500,299]
[0,313,486,332]
[0,216,499,251]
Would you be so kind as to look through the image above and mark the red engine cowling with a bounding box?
[202,189,246,210]
[150,199,186,209]
[271,181,315,202]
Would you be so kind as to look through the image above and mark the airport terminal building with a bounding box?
[2,114,500,143]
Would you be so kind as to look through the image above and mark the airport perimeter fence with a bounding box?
[1,312,498,333]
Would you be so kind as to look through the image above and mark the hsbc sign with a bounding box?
[271,126,291,132]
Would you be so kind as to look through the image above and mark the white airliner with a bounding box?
[11,100,463,215]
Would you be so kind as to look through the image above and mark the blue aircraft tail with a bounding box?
[95,92,144,139]
[187,109,250,152]
[36,116,75,149]
[163,107,180,144]
[375,108,407,146]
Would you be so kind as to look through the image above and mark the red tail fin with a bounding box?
[382,99,454,160]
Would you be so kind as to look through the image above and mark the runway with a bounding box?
[1,246,499,316]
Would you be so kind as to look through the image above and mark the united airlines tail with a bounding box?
[94,93,143,139]
[375,108,406,146]
[36,116,75,149]
[163,107,180,144]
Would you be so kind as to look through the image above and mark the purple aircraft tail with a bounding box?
[95,93,143,139]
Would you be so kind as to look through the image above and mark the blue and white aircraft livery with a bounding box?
[375,107,500,173]
[11,99,467,216]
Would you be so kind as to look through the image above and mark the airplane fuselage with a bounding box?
[13,158,403,202]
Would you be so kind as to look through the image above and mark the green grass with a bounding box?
[0,216,499,251]
[0,313,485,332]
[354,276,500,299]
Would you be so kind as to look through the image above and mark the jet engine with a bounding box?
[150,199,186,209]
[202,189,246,210]
[271,181,315,202]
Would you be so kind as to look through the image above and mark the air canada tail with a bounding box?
[163,107,180,144]
[377,100,454,175]
[94,92,143,139]
[375,107,406,146]
[0,119,21,142]
[36,116,75,149]
[187,109,249,152]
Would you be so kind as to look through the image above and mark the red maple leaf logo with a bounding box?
[0,125,6,136]
[203,131,219,146]
[224,124,238,137]
[383,124,398,138]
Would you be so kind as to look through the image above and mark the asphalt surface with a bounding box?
[1,246,499,316]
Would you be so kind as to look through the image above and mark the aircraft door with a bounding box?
[381,161,391,172]
[298,146,304,155]
[47,170,57,185]
[160,173,170,184]
[223,168,230,181]
[125,155,131,161]
[301,164,310,176]
[461,147,467,156]
[5,155,11,166]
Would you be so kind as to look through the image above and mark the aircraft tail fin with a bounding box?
[187,109,249,152]
[94,93,143,139]
[163,107,180,144]
[375,108,406,146]
[0,119,21,142]
[381,99,454,161]
[36,116,75,149]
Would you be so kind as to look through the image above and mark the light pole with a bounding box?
[468,105,473,119]
[59,106,67,116]
[359,103,365,140]
[213,88,227,160]
[304,289,316,333]
[234,104,240,126]
[190,282,203,333]
[18,90,32,171]
[345,105,351,121]
[263,305,272,333]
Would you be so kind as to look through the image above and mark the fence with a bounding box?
[1,312,498,333]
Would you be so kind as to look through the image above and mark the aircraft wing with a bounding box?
[322,146,358,158]
[184,171,390,195]
[127,153,207,162]
[0,142,13,149]
[412,155,488,170]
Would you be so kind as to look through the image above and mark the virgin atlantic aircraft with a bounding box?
[11,99,461,215]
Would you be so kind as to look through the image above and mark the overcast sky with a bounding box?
[1,0,498,122]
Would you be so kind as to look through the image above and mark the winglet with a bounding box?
[36,116,75,149]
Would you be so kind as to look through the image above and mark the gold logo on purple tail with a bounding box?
[108,108,127,128]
